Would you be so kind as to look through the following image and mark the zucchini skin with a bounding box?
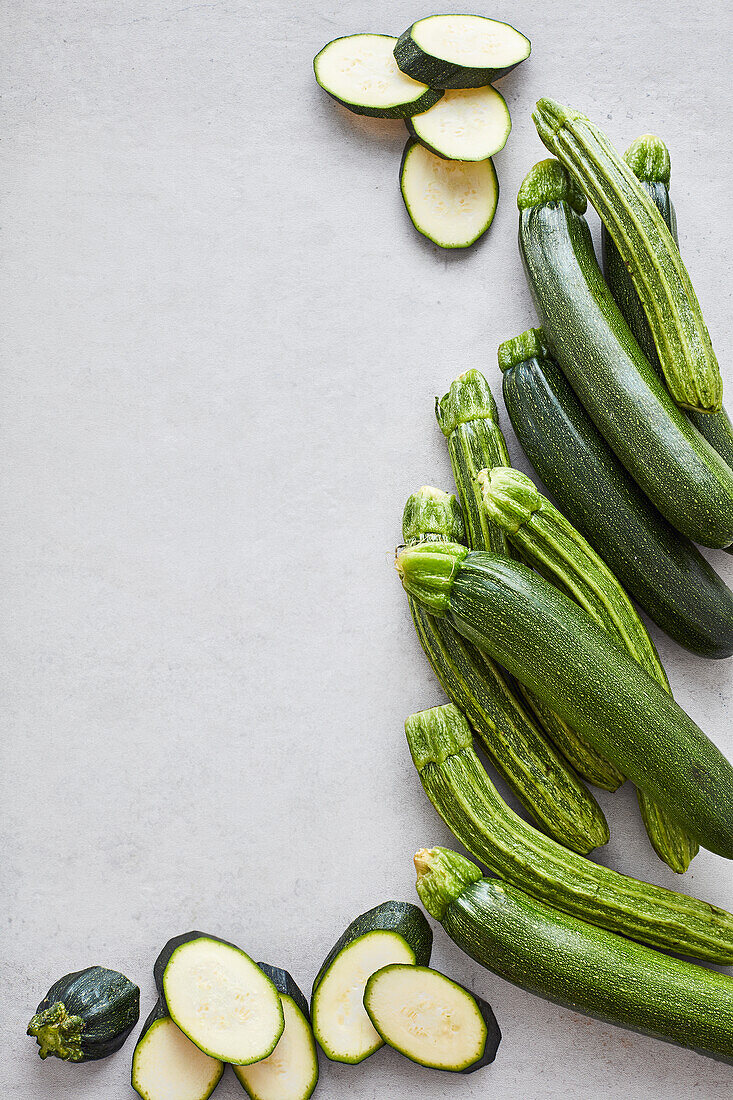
[393,21,529,89]
[501,348,733,657]
[517,177,733,548]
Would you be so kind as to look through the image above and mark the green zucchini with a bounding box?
[516,158,733,548]
[416,847,733,1064]
[478,466,698,873]
[313,35,442,118]
[533,98,722,415]
[602,133,733,472]
[402,486,609,853]
[394,15,530,88]
[132,998,224,1100]
[436,371,623,792]
[499,329,733,657]
[406,705,733,961]
[27,966,139,1062]
[395,541,733,858]
[400,140,498,249]
[407,86,511,162]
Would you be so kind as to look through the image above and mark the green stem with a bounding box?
[27,1002,85,1062]
[414,844,482,923]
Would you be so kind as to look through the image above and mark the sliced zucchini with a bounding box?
[394,16,530,89]
[131,998,224,1100]
[311,901,432,1064]
[233,964,319,1100]
[313,34,442,119]
[363,964,500,1073]
[407,86,511,161]
[161,935,284,1066]
[400,140,498,248]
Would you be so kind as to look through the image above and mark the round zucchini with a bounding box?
[313,34,442,119]
[394,15,530,88]
[27,966,139,1063]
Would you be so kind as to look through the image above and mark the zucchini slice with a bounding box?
[394,15,530,88]
[313,34,442,119]
[161,935,284,1065]
[400,140,498,248]
[131,999,224,1100]
[407,86,511,161]
[233,964,319,1100]
[311,901,431,1064]
[364,964,500,1073]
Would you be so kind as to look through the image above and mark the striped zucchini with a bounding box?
[517,158,733,548]
[602,133,733,472]
[406,706,732,960]
[402,487,609,853]
[415,847,733,1064]
[479,464,698,872]
[533,98,722,415]
[395,541,733,858]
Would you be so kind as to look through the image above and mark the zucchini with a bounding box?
[436,371,622,792]
[602,133,733,472]
[477,466,698,874]
[402,486,609,853]
[407,86,511,161]
[27,966,139,1062]
[363,963,500,1072]
[516,158,733,548]
[313,35,442,119]
[394,15,530,88]
[533,98,722,415]
[395,541,733,858]
[499,329,733,657]
[400,140,498,249]
[132,998,224,1100]
[234,965,319,1100]
[310,901,431,1064]
[415,847,733,1065]
[406,706,733,960]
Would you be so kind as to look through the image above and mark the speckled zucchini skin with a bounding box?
[28,967,140,1062]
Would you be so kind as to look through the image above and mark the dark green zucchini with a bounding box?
[403,486,610,852]
[131,998,224,1100]
[394,15,530,88]
[27,966,139,1062]
[516,158,733,548]
[602,133,733,473]
[499,329,733,657]
[395,541,733,858]
[415,847,733,1065]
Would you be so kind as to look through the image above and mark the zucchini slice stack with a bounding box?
[313,15,531,248]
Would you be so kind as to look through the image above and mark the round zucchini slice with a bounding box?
[131,999,224,1100]
[314,34,443,118]
[233,986,318,1100]
[407,86,511,161]
[400,139,499,248]
[363,964,501,1073]
[394,15,531,89]
[161,936,284,1066]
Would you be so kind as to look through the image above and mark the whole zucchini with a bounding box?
[415,847,733,1065]
[402,486,609,852]
[516,158,733,548]
[27,966,139,1062]
[499,329,733,657]
[406,705,733,961]
[533,98,722,415]
[602,133,733,473]
[395,541,733,858]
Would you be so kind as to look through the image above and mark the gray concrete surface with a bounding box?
[2,1,732,1096]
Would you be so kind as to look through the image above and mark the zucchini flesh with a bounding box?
[400,140,498,249]
[406,706,733,962]
[234,996,318,1100]
[132,1000,224,1100]
[407,86,511,162]
[499,334,733,657]
[162,936,284,1065]
[313,35,442,119]
[396,542,733,859]
[416,848,733,1065]
[533,98,722,415]
[363,964,500,1072]
[516,158,733,548]
[403,486,609,854]
[478,464,698,874]
[394,16,530,89]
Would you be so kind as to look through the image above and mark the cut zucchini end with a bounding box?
[407,86,511,161]
[364,964,500,1072]
[131,1014,224,1100]
[395,16,530,88]
[314,33,443,118]
[233,994,319,1100]
[400,140,499,249]
[162,936,284,1066]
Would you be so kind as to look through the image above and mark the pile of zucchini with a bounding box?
[395,97,733,1065]
[313,15,531,248]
